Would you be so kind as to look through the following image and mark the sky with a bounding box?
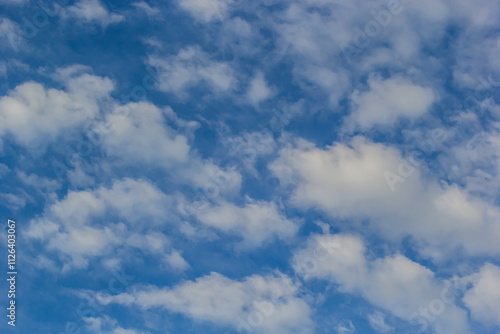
[1,0,500,333]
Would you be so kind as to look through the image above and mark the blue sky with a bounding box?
[1,0,500,333]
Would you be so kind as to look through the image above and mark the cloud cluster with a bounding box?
[26,178,181,271]
[4,0,500,332]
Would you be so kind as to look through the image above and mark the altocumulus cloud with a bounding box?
[2,0,500,333]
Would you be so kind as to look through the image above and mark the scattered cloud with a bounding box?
[63,0,125,27]
[149,46,235,97]
[347,75,435,130]
[102,272,314,334]
[178,0,230,22]
[293,233,471,334]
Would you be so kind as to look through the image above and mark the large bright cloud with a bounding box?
[270,136,500,260]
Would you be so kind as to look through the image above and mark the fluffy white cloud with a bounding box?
[0,66,242,208]
[102,272,314,334]
[462,264,500,326]
[246,72,274,105]
[64,0,124,27]
[270,136,500,260]
[0,69,113,150]
[347,75,435,129]
[192,199,299,249]
[163,250,190,272]
[149,46,235,97]
[293,233,471,334]
[25,178,180,270]
[103,102,191,167]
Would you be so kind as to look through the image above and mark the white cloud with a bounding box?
[439,128,500,198]
[270,136,500,260]
[218,16,259,59]
[25,178,177,270]
[447,0,500,89]
[132,2,160,17]
[295,65,351,106]
[84,315,150,334]
[102,272,314,334]
[0,192,27,210]
[191,199,299,249]
[462,264,500,326]
[293,233,471,334]
[149,46,235,97]
[452,37,500,89]
[17,171,61,194]
[294,233,367,289]
[368,312,392,333]
[347,75,435,130]
[163,250,190,272]
[178,159,242,195]
[247,72,274,105]
[103,102,191,167]
[178,0,229,22]
[24,74,241,194]
[0,68,113,150]
[263,0,457,109]
[64,0,124,27]
[335,320,355,334]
